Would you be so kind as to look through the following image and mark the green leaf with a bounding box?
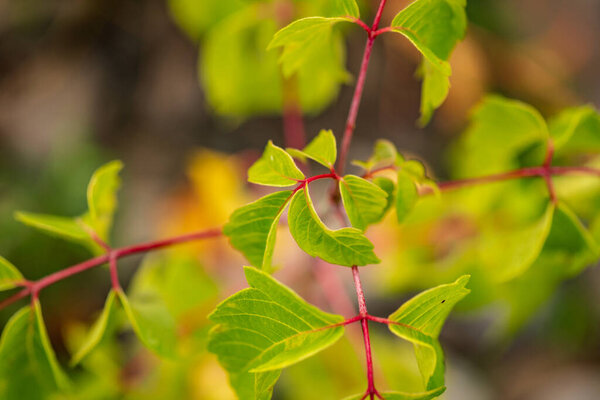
[343,387,445,400]
[288,186,380,266]
[248,141,305,187]
[332,0,360,18]
[352,139,401,171]
[117,289,177,358]
[396,171,419,222]
[454,95,549,177]
[0,256,24,291]
[549,105,600,155]
[224,191,292,269]
[70,290,120,366]
[287,129,337,168]
[390,0,467,124]
[0,301,69,399]
[481,202,555,282]
[14,211,90,242]
[339,175,389,230]
[86,160,123,241]
[388,276,470,390]
[268,17,354,78]
[373,176,396,216]
[208,267,345,399]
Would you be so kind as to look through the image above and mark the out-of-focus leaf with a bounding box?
[339,175,388,230]
[167,0,244,41]
[70,290,120,366]
[352,139,401,172]
[287,129,337,168]
[288,187,379,266]
[117,289,177,358]
[85,160,123,241]
[549,105,600,155]
[396,171,419,222]
[390,0,467,124]
[224,191,292,269]
[209,266,345,399]
[454,95,548,177]
[481,202,555,282]
[0,302,70,399]
[388,276,470,390]
[14,211,93,246]
[343,387,445,400]
[0,255,24,291]
[248,141,305,187]
[373,177,396,216]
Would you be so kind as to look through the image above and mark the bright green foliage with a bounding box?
[117,289,177,358]
[390,0,467,124]
[388,276,470,390]
[352,139,401,172]
[201,3,348,117]
[549,105,600,155]
[208,266,345,399]
[343,387,445,400]
[167,0,244,41]
[481,202,555,282]
[396,171,419,223]
[332,0,361,18]
[248,141,305,187]
[70,290,120,366]
[225,191,292,270]
[288,187,380,266]
[0,256,24,291]
[287,129,337,168]
[339,175,389,230]
[269,17,355,78]
[373,176,396,216]
[14,160,123,254]
[454,95,548,177]
[0,301,69,399]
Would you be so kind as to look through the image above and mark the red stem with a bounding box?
[338,0,388,175]
[0,228,223,311]
[109,253,120,291]
[352,265,380,399]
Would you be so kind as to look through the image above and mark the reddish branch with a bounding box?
[0,228,222,311]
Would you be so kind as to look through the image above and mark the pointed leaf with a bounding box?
[15,211,90,242]
[268,17,354,77]
[0,256,24,291]
[343,387,445,400]
[396,171,419,222]
[225,191,292,269]
[248,141,305,187]
[352,139,400,172]
[288,186,380,266]
[388,276,470,390]
[117,289,177,358]
[0,302,69,399]
[549,105,600,154]
[86,160,123,240]
[287,129,337,168]
[339,175,388,230]
[70,290,120,366]
[481,203,555,282]
[390,0,467,124]
[209,267,345,399]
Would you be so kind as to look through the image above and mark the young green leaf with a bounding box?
[117,289,177,358]
[481,203,555,282]
[343,387,445,400]
[86,160,123,241]
[548,105,600,155]
[331,0,360,18]
[0,256,24,291]
[388,276,470,390]
[248,141,305,187]
[0,301,70,399]
[224,191,292,269]
[396,171,419,222]
[339,175,389,230]
[70,290,120,366]
[287,129,337,168]
[288,186,380,266]
[352,139,400,172]
[14,212,95,246]
[208,267,345,398]
[390,0,467,124]
[454,95,549,177]
[373,176,396,216]
[268,17,354,78]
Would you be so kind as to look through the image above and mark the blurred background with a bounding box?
[1,0,600,399]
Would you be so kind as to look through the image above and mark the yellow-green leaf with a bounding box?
[248,141,305,187]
